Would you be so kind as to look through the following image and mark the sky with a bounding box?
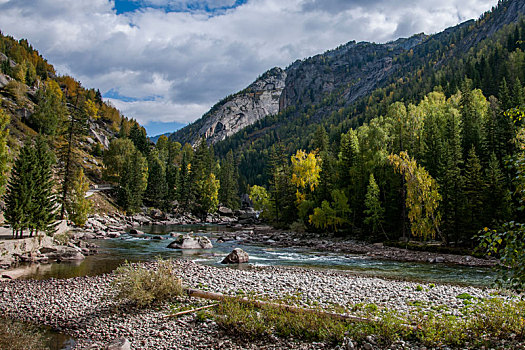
[0,0,499,136]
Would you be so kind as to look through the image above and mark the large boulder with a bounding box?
[218,206,234,216]
[167,235,213,249]
[39,246,85,261]
[222,248,249,264]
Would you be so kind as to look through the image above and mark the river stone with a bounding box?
[167,235,213,249]
[40,246,85,261]
[218,206,233,216]
[129,228,144,235]
[222,248,249,264]
[106,337,131,350]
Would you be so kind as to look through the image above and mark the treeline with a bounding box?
[247,84,521,246]
[104,127,240,218]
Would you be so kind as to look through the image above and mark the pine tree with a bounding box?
[118,149,148,213]
[4,140,36,238]
[363,174,385,236]
[145,150,168,209]
[498,77,512,111]
[441,111,465,244]
[176,143,193,211]
[31,135,58,234]
[129,123,150,155]
[484,152,510,224]
[463,147,486,242]
[218,150,239,210]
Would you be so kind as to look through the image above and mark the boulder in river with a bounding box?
[39,246,85,261]
[167,235,213,249]
[222,248,249,264]
[129,228,145,236]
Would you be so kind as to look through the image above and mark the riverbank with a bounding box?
[0,260,520,349]
[216,227,499,268]
[75,210,498,268]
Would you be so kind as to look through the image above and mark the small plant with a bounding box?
[415,285,424,292]
[456,293,474,300]
[429,283,435,288]
[111,258,183,308]
[53,232,70,245]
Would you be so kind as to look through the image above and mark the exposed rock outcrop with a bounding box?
[170,67,286,145]
[167,235,213,249]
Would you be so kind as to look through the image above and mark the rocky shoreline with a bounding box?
[75,210,497,268]
[0,260,518,350]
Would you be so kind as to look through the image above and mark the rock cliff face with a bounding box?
[170,67,286,145]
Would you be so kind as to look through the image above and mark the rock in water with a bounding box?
[222,248,249,264]
[106,337,131,350]
[167,235,213,249]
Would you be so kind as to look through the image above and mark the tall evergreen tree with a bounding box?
[218,150,239,209]
[363,174,385,236]
[146,150,168,209]
[463,147,486,243]
[176,143,194,211]
[4,140,36,238]
[31,135,58,234]
[118,149,148,213]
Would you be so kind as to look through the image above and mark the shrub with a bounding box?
[111,259,183,308]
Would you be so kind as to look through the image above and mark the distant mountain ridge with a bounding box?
[170,0,525,152]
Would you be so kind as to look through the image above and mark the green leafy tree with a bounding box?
[309,189,350,232]
[363,174,385,236]
[66,168,91,226]
[103,138,135,183]
[28,79,67,136]
[129,123,150,155]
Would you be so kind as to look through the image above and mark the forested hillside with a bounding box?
[169,0,525,246]
[0,31,150,227]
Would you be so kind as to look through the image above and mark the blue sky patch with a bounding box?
[145,121,186,137]
[113,0,248,15]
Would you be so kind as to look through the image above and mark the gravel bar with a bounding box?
[0,260,512,349]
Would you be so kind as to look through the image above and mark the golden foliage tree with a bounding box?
[388,151,443,242]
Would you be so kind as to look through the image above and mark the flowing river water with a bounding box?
[12,224,499,349]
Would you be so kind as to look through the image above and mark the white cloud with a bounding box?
[0,0,498,130]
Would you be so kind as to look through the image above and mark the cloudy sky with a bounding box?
[0,0,498,135]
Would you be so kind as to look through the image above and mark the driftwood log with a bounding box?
[182,288,375,323]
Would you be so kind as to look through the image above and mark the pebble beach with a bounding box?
[0,259,512,350]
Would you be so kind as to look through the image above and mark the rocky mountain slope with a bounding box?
[170,67,286,145]
[170,0,525,151]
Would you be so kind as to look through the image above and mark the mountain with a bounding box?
[169,0,525,185]
[170,67,286,145]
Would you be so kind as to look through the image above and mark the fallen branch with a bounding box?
[164,303,219,318]
[184,288,374,324]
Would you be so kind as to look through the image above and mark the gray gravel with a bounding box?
[0,260,516,349]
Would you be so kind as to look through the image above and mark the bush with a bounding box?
[111,259,183,308]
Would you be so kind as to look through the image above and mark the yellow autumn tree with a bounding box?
[290,149,321,203]
[388,151,443,242]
